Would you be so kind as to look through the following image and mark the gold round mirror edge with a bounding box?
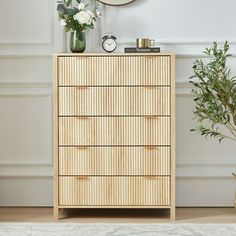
[98,0,135,6]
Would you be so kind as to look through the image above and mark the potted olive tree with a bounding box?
[189,41,236,206]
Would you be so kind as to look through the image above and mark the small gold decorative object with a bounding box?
[136,38,155,48]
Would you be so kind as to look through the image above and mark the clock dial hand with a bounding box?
[102,35,117,52]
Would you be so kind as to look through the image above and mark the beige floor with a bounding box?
[0,208,236,223]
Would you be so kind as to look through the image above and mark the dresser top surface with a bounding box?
[54,53,175,57]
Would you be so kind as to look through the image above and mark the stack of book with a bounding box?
[124,47,160,53]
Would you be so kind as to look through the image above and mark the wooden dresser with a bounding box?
[53,53,176,219]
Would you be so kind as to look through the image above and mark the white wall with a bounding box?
[0,0,236,206]
[0,0,64,206]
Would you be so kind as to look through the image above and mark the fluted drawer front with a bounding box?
[59,87,170,116]
[59,117,170,146]
[58,56,170,86]
[59,147,170,176]
[59,176,170,206]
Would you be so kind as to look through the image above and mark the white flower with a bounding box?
[77,3,85,10]
[86,10,96,19]
[74,11,93,25]
[59,19,67,28]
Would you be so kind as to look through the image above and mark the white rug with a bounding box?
[0,223,236,236]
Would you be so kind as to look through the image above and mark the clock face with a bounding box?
[102,38,117,53]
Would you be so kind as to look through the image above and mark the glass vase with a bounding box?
[70,30,86,53]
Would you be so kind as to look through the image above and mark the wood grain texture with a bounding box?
[53,55,59,220]
[59,117,170,146]
[59,176,170,206]
[170,54,176,220]
[59,147,170,176]
[54,53,175,219]
[55,53,174,57]
[58,56,171,86]
[59,87,170,116]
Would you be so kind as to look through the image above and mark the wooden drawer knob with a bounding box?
[77,176,88,180]
[145,176,157,179]
[145,146,158,150]
[76,146,88,150]
[145,115,158,119]
[76,116,89,120]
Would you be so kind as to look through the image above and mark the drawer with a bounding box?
[59,117,170,146]
[59,87,170,116]
[59,147,170,176]
[58,56,171,86]
[59,176,170,206]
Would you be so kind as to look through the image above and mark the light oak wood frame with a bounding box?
[53,55,59,219]
[53,53,176,220]
[170,54,176,220]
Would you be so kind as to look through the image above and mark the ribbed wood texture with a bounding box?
[59,87,170,116]
[58,56,171,86]
[59,176,170,206]
[59,117,170,146]
[59,147,170,176]
[54,54,175,219]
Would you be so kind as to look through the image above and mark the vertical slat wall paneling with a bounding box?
[54,54,175,219]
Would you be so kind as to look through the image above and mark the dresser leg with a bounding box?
[54,207,59,220]
[170,208,176,221]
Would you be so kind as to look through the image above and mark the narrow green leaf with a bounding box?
[65,0,72,7]
[189,41,236,143]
